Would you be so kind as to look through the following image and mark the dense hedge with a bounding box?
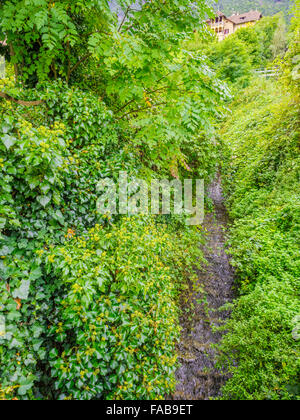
[0,0,224,401]
[47,217,202,400]
[0,66,206,400]
[219,77,300,400]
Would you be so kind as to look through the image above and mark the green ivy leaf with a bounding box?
[12,280,31,300]
[37,195,51,207]
[2,134,16,150]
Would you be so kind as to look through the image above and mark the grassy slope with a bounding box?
[218,77,300,400]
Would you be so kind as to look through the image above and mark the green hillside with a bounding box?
[213,0,291,17]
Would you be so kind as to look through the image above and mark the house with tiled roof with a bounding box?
[207,10,263,41]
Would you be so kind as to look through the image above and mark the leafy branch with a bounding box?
[0,91,44,106]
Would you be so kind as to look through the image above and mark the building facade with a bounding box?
[207,10,263,41]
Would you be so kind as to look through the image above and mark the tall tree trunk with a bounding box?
[9,42,19,81]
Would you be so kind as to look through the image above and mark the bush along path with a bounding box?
[174,174,235,400]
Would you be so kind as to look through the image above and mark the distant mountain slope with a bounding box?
[212,0,291,17]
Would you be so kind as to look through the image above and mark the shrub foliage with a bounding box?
[0,1,222,400]
[219,73,300,400]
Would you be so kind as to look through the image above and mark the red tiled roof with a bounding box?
[228,11,262,25]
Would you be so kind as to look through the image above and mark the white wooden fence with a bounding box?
[253,67,280,78]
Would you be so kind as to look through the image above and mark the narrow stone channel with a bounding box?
[174,174,235,400]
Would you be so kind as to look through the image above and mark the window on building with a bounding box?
[219,17,223,22]
[216,17,219,23]
[224,29,229,34]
